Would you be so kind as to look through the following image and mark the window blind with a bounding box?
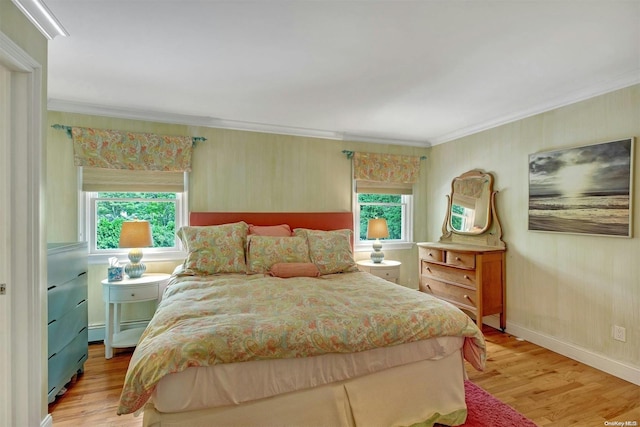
[355,180,414,195]
[81,167,185,192]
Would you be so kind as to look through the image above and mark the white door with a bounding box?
[0,62,11,427]
[0,32,45,427]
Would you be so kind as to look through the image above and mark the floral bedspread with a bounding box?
[117,271,486,415]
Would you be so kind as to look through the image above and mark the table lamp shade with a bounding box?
[119,221,153,278]
[119,221,153,248]
[367,218,389,239]
[367,218,389,263]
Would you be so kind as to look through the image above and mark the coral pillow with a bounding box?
[248,224,292,236]
[269,263,320,278]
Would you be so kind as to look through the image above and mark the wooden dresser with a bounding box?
[47,242,88,403]
[419,169,507,331]
[418,242,505,330]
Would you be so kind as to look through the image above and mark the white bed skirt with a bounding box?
[142,349,468,427]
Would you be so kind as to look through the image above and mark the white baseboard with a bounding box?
[88,320,150,343]
[41,414,53,427]
[484,317,640,386]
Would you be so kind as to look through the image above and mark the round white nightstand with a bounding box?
[101,273,170,359]
[356,260,401,283]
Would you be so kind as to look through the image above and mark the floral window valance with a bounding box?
[52,125,205,172]
[352,152,422,184]
[342,150,425,195]
[72,126,193,172]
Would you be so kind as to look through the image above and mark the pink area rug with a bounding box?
[438,380,539,427]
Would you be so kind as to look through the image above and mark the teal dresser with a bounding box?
[47,242,88,403]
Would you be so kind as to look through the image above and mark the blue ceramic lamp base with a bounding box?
[124,262,146,279]
[125,248,146,278]
[370,239,385,264]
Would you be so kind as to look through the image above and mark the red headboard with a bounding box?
[189,212,354,232]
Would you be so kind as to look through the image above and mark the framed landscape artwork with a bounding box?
[528,138,634,237]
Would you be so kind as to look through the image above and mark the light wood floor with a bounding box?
[49,326,640,427]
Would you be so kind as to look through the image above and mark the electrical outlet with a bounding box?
[613,325,626,342]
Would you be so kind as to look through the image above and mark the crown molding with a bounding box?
[430,70,640,146]
[12,0,68,40]
[47,99,341,140]
[207,117,342,141]
[0,32,41,72]
[47,99,430,146]
[341,132,430,147]
[48,99,216,127]
[49,72,637,148]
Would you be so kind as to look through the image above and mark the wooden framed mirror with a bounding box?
[448,170,493,234]
[440,169,505,249]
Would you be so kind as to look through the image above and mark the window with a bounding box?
[82,191,187,261]
[354,193,413,252]
[450,203,471,232]
[349,151,422,252]
[69,126,194,263]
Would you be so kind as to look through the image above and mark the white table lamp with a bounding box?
[367,218,389,264]
[119,220,153,278]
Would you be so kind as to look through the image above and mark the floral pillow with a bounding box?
[293,228,358,275]
[246,235,310,274]
[177,222,248,275]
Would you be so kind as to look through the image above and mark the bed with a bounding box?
[117,212,486,427]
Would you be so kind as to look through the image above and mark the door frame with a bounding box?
[0,31,48,427]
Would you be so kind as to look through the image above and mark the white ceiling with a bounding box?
[45,1,640,147]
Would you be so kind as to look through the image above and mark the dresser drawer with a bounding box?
[48,274,88,323]
[419,246,444,263]
[369,266,400,281]
[48,299,88,358]
[421,261,476,287]
[445,251,475,269]
[47,243,88,286]
[48,327,88,400]
[421,278,477,309]
[109,284,158,303]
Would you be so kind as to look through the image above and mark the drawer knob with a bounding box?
[464,294,473,302]
[131,293,135,297]
[455,256,461,261]
[463,275,469,280]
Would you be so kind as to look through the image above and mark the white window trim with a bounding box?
[353,192,414,253]
[78,170,188,265]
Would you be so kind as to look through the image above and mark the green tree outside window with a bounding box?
[450,203,465,231]
[96,192,176,249]
[358,194,403,241]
